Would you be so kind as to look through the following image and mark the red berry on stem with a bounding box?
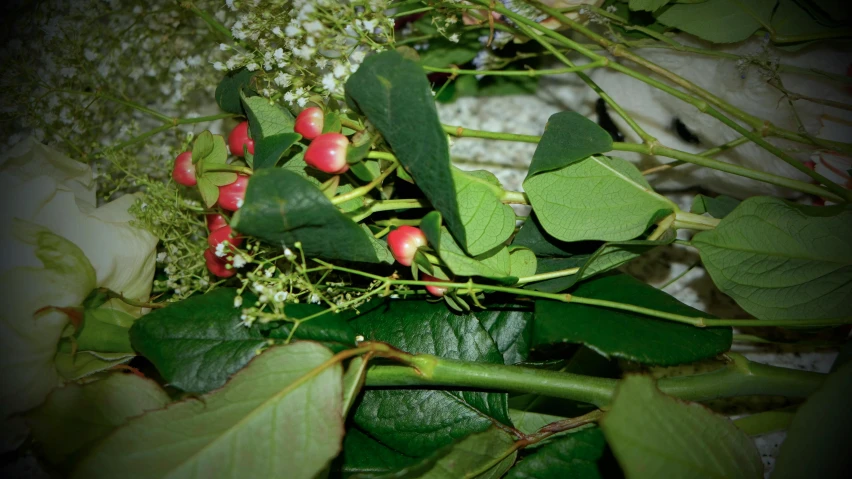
[206,213,228,232]
[228,121,254,157]
[305,132,349,174]
[422,274,448,297]
[204,249,236,278]
[207,225,244,251]
[217,175,249,211]
[387,226,427,266]
[294,107,324,140]
[172,151,196,186]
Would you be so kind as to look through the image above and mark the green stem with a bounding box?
[514,267,580,285]
[365,353,824,407]
[674,210,720,231]
[422,59,605,77]
[500,190,529,204]
[365,151,397,162]
[734,409,797,436]
[331,163,399,205]
[442,124,540,143]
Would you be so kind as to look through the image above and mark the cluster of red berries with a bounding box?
[295,107,350,174]
[386,226,447,297]
[172,121,252,277]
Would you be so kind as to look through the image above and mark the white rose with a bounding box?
[0,137,158,416]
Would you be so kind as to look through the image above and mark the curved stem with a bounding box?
[331,163,399,205]
[423,59,606,77]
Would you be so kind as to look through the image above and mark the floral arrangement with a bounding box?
[1,0,850,477]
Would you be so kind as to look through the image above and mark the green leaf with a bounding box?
[215,68,255,114]
[380,427,518,479]
[75,308,134,354]
[241,93,295,140]
[342,356,369,415]
[772,361,852,479]
[508,247,537,279]
[129,288,266,393]
[264,303,357,353]
[25,373,169,465]
[505,427,604,479]
[533,275,732,365]
[526,112,613,178]
[601,375,763,478]
[72,342,344,479]
[656,0,776,43]
[513,215,672,293]
[252,132,301,170]
[191,130,215,164]
[345,51,465,249]
[475,302,534,366]
[322,110,342,134]
[524,156,675,242]
[196,176,219,208]
[453,168,515,256]
[421,216,513,282]
[690,194,741,219]
[692,197,852,320]
[351,299,511,457]
[54,345,133,381]
[629,0,672,12]
[233,168,389,263]
[418,30,484,68]
[772,0,848,38]
[334,427,419,477]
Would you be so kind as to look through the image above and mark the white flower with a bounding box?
[272,26,283,37]
[273,291,288,302]
[449,33,460,43]
[309,293,320,304]
[274,72,292,88]
[321,73,337,92]
[232,254,247,269]
[234,295,243,308]
[215,242,227,257]
[0,138,157,417]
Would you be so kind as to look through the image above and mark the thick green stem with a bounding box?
[423,59,606,77]
[365,353,824,407]
[442,124,540,143]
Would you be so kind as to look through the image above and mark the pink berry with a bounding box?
[305,132,349,174]
[422,274,448,297]
[228,121,255,157]
[217,175,249,211]
[387,226,428,266]
[294,107,325,140]
[172,151,196,186]
[204,249,235,278]
[206,213,228,232]
[207,225,243,251]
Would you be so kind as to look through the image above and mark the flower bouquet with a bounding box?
[1,0,850,478]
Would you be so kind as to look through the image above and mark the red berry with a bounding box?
[207,225,243,251]
[206,213,228,232]
[217,175,249,211]
[204,249,236,278]
[228,121,255,157]
[422,274,448,297]
[305,132,349,174]
[387,226,427,266]
[294,107,325,140]
[172,151,196,186]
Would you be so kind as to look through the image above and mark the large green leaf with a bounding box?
[54,345,133,381]
[656,0,776,43]
[772,361,852,479]
[25,374,169,465]
[72,342,344,479]
[513,215,672,293]
[263,303,357,353]
[241,93,295,140]
[129,288,266,393]
[601,375,763,478]
[453,168,515,256]
[524,156,675,242]
[505,427,604,479]
[692,197,852,320]
[75,308,134,354]
[334,427,419,477]
[418,30,484,68]
[629,0,671,12]
[252,132,301,170]
[690,194,740,219]
[475,302,534,366]
[771,0,847,38]
[533,275,732,365]
[378,427,518,479]
[420,212,514,282]
[215,68,255,114]
[233,168,389,263]
[345,51,465,249]
[351,299,511,457]
[526,112,613,178]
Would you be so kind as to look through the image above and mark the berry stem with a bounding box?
[331,163,399,205]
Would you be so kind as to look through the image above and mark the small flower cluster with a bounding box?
[216,0,394,107]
